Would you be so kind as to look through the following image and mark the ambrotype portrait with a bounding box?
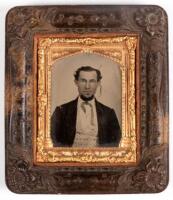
[51,60,121,148]
[34,33,140,166]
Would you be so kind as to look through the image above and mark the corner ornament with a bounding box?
[135,7,166,36]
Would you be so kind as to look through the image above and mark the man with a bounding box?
[51,66,121,147]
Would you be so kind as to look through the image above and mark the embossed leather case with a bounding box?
[5,5,169,194]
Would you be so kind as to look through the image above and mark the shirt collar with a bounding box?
[78,96,95,107]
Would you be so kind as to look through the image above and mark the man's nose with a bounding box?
[85,82,90,89]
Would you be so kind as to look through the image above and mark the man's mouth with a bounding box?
[83,91,90,93]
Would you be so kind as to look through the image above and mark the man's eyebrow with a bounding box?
[79,78,97,81]
[79,78,87,81]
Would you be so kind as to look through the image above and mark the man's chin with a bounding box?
[80,95,94,101]
[84,95,92,98]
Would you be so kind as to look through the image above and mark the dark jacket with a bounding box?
[51,98,121,147]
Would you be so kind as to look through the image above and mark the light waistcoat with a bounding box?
[73,97,98,147]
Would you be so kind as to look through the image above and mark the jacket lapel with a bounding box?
[95,99,103,141]
[67,98,78,143]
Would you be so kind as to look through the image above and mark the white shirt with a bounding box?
[73,97,98,147]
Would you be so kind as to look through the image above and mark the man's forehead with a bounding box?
[79,71,97,78]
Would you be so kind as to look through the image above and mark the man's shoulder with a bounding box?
[96,100,114,112]
[56,99,77,110]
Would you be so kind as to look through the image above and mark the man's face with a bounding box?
[75,71,100,98]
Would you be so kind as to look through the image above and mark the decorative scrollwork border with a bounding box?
[33,33,140,166]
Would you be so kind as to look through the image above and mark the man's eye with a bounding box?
[90,80,96,83]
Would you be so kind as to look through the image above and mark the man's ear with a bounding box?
[97,81,101,86]
[74,79,78,86]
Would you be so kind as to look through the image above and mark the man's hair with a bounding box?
[74,66,102,81]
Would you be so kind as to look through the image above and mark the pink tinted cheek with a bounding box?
[90,82,97,88]
[78,82,85,89]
